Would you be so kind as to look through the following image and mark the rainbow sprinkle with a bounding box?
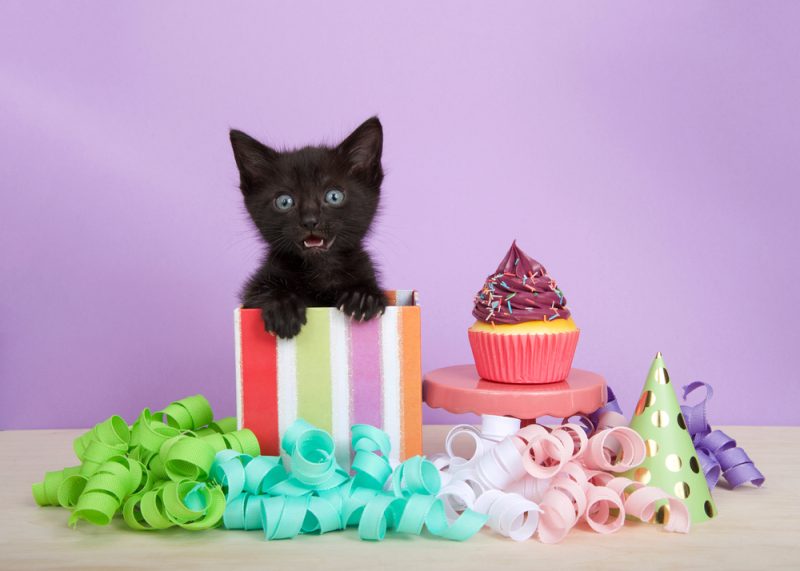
[471,249,571,325]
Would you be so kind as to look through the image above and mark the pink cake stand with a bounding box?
[423,365,607,423]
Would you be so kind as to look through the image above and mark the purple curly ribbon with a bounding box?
[589,386,623,427]
[680,381,765,489]
[564,387,624,435]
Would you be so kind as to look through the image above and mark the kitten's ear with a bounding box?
[337,117,383,184]
[229,129,278,191]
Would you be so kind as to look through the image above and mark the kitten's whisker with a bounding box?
[231,116,387,337]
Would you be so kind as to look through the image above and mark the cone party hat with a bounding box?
[623,352,717,523]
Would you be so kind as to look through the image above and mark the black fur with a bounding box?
[230,117,387,338]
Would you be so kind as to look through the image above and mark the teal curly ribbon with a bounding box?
[351,424,393,490]
[392,455,441,497]
[33,395,254,531]
[268,420,348,496]
[35,404,486,542]
[212,420,487,542]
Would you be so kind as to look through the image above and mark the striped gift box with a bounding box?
[235,290,422,467]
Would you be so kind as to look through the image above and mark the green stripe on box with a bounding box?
[295,309,333,433]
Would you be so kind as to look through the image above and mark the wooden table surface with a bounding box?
[1,426,797,571]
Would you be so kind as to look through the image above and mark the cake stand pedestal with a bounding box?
[423,365,607,424]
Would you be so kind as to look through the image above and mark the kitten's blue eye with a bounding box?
[274,194,294,211]
[324,189,345,206]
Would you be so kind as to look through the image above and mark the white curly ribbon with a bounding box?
[434,415,690,543]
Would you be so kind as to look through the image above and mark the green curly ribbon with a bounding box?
[222,429,261,456]
[33,395,256,530]
[154,395,213,430]
[73,415,130,461]
[195,417,237,438]
[213,420,487,542]
[35,403,487,542]
[161,435,216,481]
[32,466,82,507]
[122,481,226,531]
[69,456,142,526]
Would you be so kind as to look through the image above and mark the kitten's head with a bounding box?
[230,117,383,258]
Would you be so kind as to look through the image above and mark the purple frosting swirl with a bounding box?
[472,241,571,325]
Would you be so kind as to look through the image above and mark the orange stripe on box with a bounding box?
[239,309,280,455]
[384,290,397,306]
[400,306,422,459]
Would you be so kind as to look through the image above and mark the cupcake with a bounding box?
[468,241,579,384]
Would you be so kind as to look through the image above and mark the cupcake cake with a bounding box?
[468,241,579,384]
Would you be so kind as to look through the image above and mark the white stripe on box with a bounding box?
[329,310,352,469]
[234,308,244,430]
[276,336,297,460]
[380,307,402,464]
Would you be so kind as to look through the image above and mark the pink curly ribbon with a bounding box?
[584,485,625,534]
[680,382,765,489]
[514,425,572,479]
[537,471,588,543]
[605,477,690,533]
[438,416,691,543]
[535,463,690,543]
[581,426,645,473]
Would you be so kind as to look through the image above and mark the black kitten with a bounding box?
[230,117,387,338]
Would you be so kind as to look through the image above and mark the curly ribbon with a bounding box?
[195,416,238,437]
[537,468,590,543]
[581,426,645,473]
[535,467,691,543]
[589,386,627,430]
[392,455,441,497]
[563,386,627,435]
[32,466,85,508]
[266,419,349,496]
[473,489,542,541]
[123,481,226,530]
[154,395,214,430]
[437,414,690,543]
[605,476,690,532]
[351,424,393,489]
[515,424,577,479]
[33,395,256,530]
[74,418,131,478]
[212,420,487,542]
[680,382,765,489]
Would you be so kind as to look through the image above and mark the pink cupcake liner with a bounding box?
[468,328,580,384]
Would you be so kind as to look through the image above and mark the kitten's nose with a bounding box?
[301,216,320,230]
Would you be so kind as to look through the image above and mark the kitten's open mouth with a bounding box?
[302,235,335,251]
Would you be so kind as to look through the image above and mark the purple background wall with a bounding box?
[2,2,798,429]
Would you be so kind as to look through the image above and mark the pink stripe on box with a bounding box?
[349,318,383,428]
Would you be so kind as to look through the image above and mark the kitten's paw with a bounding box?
[260,296,307,339]
[337,289,387,322]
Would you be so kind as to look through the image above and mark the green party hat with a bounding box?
[623,352,717,524]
